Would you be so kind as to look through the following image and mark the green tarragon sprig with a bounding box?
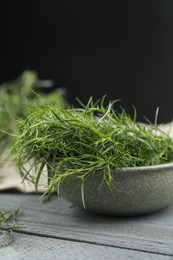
[0,208,23,248]
[12,97,173,200]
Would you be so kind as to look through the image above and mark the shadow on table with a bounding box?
[70,203,172,224]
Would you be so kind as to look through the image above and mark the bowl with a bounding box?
[60,162,173,216]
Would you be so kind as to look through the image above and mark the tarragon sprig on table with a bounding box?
[0,208,23,248]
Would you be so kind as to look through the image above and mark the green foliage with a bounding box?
[0,71,67,246]
[0,70,67,156]
[12,97,173,200]
[0,208,23,248]
[0,208,20,232]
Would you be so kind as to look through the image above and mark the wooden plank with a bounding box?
[1,193,173,257]
[0,233,172,260]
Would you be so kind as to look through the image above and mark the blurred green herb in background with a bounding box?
[0,70,68,158]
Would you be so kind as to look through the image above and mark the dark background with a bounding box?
[1,1,173,123]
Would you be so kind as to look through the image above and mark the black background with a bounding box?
[1,1,173,123]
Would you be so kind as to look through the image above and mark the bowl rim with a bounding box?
[111,162,173,173]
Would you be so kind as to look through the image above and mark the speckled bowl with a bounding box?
[60,163,173,216]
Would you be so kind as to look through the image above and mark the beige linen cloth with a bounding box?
[0,122,173,193]
[0,162,47,193]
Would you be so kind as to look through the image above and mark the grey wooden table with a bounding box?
[1,193,173,260]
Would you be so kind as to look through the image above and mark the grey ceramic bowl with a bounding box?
[60,163,173,216]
